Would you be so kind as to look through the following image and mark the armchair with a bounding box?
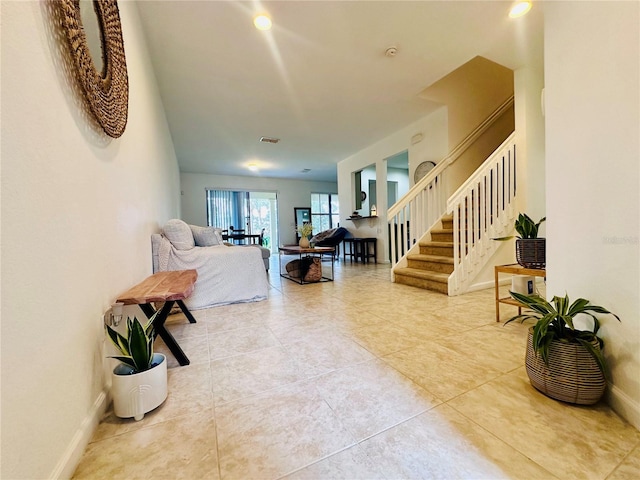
[311,227,349,256]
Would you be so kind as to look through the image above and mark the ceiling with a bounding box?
[135,1,543,182]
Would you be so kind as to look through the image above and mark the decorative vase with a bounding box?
[299,236,310,248]
[525,329,606,405]
[516,238,546,269]
[111,353,168,421]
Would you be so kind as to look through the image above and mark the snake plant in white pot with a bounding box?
[105,315,167,421]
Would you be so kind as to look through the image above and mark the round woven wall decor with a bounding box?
[59,0,129,138]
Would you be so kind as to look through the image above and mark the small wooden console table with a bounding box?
[494,264,546,322]
[117,270,198,366]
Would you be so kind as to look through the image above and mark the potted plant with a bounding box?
[296,222,314,248]
[495,213,546,268]
[506,291,620,405]
[105,315,168,421]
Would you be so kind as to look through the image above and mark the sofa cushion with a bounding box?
[190,225,223,246]
[162,219,195,250]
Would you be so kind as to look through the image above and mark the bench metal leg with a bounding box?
[140,302,190,366]
[176,299,197,324]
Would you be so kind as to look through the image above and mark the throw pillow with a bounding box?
[190,225,223,246]
[162,219,195,250]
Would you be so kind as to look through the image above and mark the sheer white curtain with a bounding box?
[206,190,245,229]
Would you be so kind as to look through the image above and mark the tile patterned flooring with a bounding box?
[73,260,640,479]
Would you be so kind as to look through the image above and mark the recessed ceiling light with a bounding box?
[247,162,259,171]
[509,1,532,18]
[253,14,272,31]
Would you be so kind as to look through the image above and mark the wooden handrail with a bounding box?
[388,95,515,275]
[388,95,514,219]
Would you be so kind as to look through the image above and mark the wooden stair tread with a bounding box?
[406,254,454,264]
[419,241,453,247]
[394,267,449,282]
[392,212,459,295]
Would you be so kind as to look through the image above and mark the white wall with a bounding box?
[386,167,410,206]
[445,104,515,199]
[464,48,546,292]
[359,164,376,215]
[1,2,180,478]
[544,1,639,428]
[338,107,449,262]
[514,55,546,221]
[407,108,449,188]
[180,173,337,246]
[420,56,514,151]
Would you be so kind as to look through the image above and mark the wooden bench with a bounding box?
[117,270,198,366]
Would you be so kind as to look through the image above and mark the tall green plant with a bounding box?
[105,315,156,373]
[494,213,546,241]
[506,292,620,375]
[514,213,546,239]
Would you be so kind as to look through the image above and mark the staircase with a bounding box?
[389,131,518,295]
[393,215,454,293]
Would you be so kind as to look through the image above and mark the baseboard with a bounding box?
[606,383,640,430]
[464,277,513,293]
[465,276,545,295]
[465,279,502,293]
[50,389,110,479]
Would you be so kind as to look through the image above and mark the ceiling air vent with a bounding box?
[260,136,280,144]
[301,169,311,173]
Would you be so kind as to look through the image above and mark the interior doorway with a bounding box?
[385,150,410,208]
[206,189,279,252]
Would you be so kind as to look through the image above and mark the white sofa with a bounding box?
[151,219,269,310]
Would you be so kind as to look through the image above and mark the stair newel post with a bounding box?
[390,217,397,267]
[452,206,460,277]
[479,176,486,250]
[411,197,418,247]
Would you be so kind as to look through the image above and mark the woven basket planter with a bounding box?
[525,328,606,405]
[516,238,546,269]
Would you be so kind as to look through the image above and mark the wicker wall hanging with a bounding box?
[58,0,129,138]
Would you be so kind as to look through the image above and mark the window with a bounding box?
[310,193,339,235]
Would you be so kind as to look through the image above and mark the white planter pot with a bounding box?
[111,353,168,421]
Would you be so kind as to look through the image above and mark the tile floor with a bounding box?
[73,259,640,479]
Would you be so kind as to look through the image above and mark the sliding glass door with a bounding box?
[206,189,278,251]
[247,191,277,250]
